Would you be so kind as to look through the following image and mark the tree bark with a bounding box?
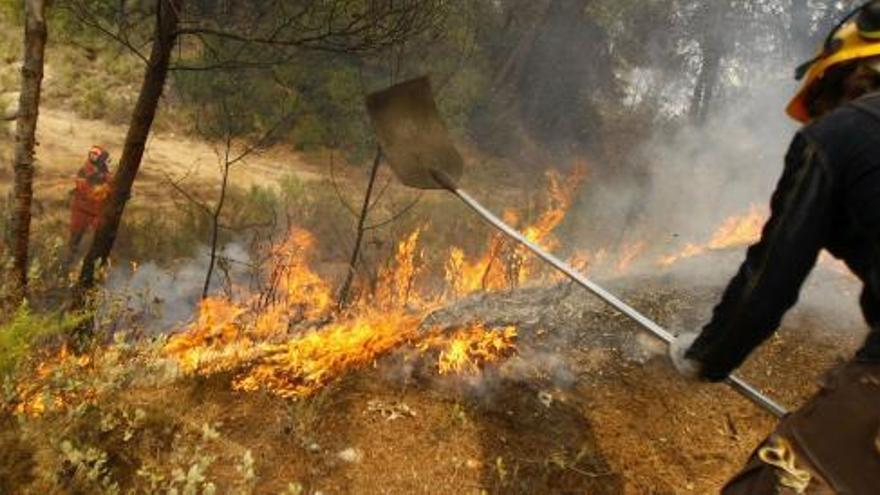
[490,0,553,91]
[690,3,726,123]
[9,0,48,302]
[203,148,231,299]
[76,0,182,296]
[690,39,721,123]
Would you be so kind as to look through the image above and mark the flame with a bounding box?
[161,168,592,398]
[262,228,333,321]
[616,241,647,273]
[420,324,517,375]
[444,234,506,296]
[233,311,421,398]
[707,205,766,250]
[658,204,767,267]
[23,162,816,412]
[13,345,97,417]
[374,228,425,309]
[445,165,587,297]
[161,221,522,400]
[523,167,587,250]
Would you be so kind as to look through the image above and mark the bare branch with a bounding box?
[161,171,212,216]
[329,151,361,218]
[364,195,423,231]
[175,0,448,56]
[59,1,150,63]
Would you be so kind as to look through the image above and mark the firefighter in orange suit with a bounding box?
[68,146,113,260]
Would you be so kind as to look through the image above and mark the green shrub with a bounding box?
[73,80,109,120]
[115,203,210,264]
[0,303,87,378]
[0,0,21,25]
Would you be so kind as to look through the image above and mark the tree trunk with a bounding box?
[690,4,726,123]
[76,0,182,295]
[337,148,382,309]
[690,39,721,123]
[203,159,231,299]
[9,0,48,302]
[490,0,553,91]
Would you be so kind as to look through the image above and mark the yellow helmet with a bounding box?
[787,1,880,123]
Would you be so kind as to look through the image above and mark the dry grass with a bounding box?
[0,277,859,494]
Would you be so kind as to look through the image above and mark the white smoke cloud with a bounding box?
[106,243,252,331]
[577,82,866,337]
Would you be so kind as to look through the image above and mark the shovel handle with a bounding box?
[436,173,788,418]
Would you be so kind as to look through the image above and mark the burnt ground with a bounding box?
[1,273,866,494]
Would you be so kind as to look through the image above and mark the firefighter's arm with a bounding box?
[685,133,835,382]
[74,176,91,195]
[75,165,95,194]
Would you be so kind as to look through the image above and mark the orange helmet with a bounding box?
[787,1,880,123]
[87,145,110,167]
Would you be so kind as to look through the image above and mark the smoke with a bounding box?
[637,88,797,236]
[571,84,795,250]
[567,80,866,337]
[106,243,252,332]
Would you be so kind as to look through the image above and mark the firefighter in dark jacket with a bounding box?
[670,3,880,494]
[68,146,112,261]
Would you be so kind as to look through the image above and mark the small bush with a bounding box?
[115,203,210,264]
[73,81,109,120]
[0,303,87,378]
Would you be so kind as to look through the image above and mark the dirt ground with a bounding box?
[0,87,868,495]
[166,284,858,494]
[3,276,860,494]
[0,106,326,208]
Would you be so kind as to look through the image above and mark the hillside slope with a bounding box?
[2,276,864,494]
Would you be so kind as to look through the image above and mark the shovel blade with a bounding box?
[366,77,463,190]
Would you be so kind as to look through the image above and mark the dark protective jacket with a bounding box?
[687,92,880,382]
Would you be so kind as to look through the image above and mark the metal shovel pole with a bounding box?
[437,174,788,418]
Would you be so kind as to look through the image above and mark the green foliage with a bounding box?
[173,52,374,158]
[45,46,141,124]
[58,440,121,494]
[231,185,281,226]
[115,202,210,264]
[169,2,491,161]
[73,79,109,119]
[0,331,263,493]
[279,174,355,256]
[0,35,17,93]
[0,1,145,123]
[0,303,87,378]
[0,0,21,25]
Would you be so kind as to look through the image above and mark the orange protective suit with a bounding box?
[69,149,112,249]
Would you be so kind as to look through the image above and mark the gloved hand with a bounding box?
[669,332,703,380]
[92,184,111,201]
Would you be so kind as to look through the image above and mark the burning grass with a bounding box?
[162,228,520,399]
[10,165,796,416]
[156,167,596,401]
[162,224,523,401]
[158,166,792,401]
[2,159,861,493]
[445,166,588,296]
[657,204,766,267]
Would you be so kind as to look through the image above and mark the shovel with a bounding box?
[366,76,787,418]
